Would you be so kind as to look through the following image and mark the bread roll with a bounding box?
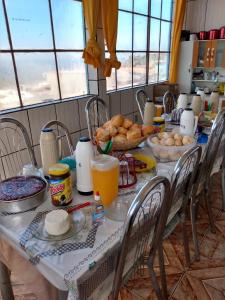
[113,134,127,143]
[103,120,111,129]
[165,137,175,146]
[122,118,133,129]
[151,136,160,144]
[182,135,193,145]
[96,127,110,142]
[175,139,182,146]
[174,134,182,140]
[118,127,128,135]
[142,125,154,136]
[108,124,118,137]
[111,114,124,127]
[130,123,141,130]
[127,128,142,141]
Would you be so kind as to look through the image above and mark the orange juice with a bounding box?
[91,155,119,207]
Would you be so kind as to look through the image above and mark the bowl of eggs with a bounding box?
[147,132,196,162]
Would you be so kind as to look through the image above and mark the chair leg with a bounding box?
[204,188,216,233]
[0,262,14,300]
[181,220,190,267]
[221,168,225,212]
[190,200,200,261]
[158,242,168,299]
[147,257,165,300]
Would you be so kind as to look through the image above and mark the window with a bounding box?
[107,0,173,91]
[0,0,87,111]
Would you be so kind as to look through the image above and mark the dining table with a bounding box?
[0,133,223,300]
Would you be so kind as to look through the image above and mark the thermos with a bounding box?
[143,98,155,125]
[180,108,198,136]
[210,91,219,113]
[75,137,94,195]
[40,128,59,176]
[191,95,202,116]
[177,93,188,110]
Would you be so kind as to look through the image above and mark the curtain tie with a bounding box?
[103,53,121,77]
[82,38,102,68]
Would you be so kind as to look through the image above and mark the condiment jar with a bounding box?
[48,163,72,206]
[153,117,165,132]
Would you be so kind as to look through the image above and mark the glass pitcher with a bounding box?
[91,155,119,207]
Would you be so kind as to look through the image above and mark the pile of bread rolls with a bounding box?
[151,132,194,146]
[149,132,195,161]
[96,114,155,144]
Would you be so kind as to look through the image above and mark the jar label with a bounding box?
[49,176,72,205]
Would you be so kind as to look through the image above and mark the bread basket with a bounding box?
[111,136,146,151]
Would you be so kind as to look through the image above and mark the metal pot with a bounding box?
[0,176,47,213]
[209,29,219,40]
[220,26,225,39]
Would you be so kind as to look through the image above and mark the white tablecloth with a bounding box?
[0,140,223,300]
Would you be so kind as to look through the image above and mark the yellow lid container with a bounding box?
[48,163,70,176]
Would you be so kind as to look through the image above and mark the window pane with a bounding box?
[0,2,9,49]
[6,0,53,49]
[151,0,161,18]
[119,0,132,11]
[159,53,169,81]
[134,0,148,15]
[160,21,171,51]
[150,18,160,51]
[106,69,116,91]
[133,15,147,51]
[149,53,158,83]
[57,52,87,98]
[117,11,132,50]
[133,53,146,86]
[0,54,20,110]
[15,53,59,105]
[116,52,132,89]
[162,0,172,20]
[52,0,84,49]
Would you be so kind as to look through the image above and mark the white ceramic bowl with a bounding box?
[147,134,197,162]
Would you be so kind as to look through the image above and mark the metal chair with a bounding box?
[135,89,148,121]
[0,117,37,300]
[42,120,74,157]
[162,90,176,114]
[163,146,202,268]
[0,117,37,180]
[85,96,109,143]
[111,176,171,300]
[190,108,225,260]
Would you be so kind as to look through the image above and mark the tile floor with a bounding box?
[1,172,224,300]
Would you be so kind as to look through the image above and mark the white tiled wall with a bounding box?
[0,82,153,168]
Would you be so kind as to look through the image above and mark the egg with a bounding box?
[165,137,175,146]
[175,139,183,146]
[174,134,182,140]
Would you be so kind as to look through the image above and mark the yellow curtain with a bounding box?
[101,0,121,77]
[169,0,187,83]
[82,0,101,68]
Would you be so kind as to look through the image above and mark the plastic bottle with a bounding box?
[143,98,155,125]
[92,191,105,224]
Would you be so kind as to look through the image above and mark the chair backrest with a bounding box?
[111,176,170,299]
[135,89,148,121]
[0,117,37,180]
[199,108,225,187]
[163,90,176,114]
[42,120,74,157]
[168,146,202,225]
[85,96,109,143]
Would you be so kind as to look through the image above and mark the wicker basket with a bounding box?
[111,136,146,151]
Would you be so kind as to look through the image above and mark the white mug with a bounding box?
[180,108,198,136]
[177,93,188,110]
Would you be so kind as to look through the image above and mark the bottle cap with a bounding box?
[94,191,101,201]
[42,128,53,133]
[79,137,90,142]
[146,98,153,102]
